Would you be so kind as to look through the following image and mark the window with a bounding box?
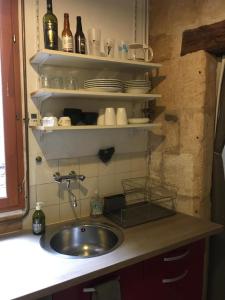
[0,0,24,212]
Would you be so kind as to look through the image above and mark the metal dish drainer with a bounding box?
[105,177,177,228]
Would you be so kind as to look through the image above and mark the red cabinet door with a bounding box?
[143,240,205,300]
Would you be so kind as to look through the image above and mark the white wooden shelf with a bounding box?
[31,88,161,102]
[30,49,162,71]
[32,123,160,132]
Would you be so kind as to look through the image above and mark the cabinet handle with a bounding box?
[163,250,190,262]
[83,288,96,293]
[162,269,188,284]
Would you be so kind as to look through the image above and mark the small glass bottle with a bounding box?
[62,13,73,52]
[32,202,45,235]
[90,190,103,217]
[74,16,86,54]
[43,0,58,50]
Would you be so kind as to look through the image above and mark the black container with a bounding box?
[81,112,98,125]
[63,108,82,125]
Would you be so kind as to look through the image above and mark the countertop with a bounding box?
[0,213,222,300]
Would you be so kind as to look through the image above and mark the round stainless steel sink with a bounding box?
[40,222,123,258]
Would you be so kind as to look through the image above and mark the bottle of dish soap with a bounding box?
[90,190,103,217]
[32,202,45,235]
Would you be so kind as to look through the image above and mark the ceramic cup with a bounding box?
[104,108,116,126]
[116,108,128,125]
[97,109,105,126]
[42,116,58,127]
[143,45,154,62]
[58,116,71,127]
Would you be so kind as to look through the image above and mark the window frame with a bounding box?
[0,0,24,212]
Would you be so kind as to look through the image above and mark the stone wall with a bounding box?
[148,0,221,217]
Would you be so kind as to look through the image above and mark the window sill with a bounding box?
[0,210,23,234]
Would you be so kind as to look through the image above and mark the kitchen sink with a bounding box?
[40,221,123,258]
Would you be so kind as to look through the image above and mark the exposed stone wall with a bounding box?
[148,0,220,217]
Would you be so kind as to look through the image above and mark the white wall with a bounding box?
[23,0,150,228]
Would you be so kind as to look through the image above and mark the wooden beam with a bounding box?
[181,20,225,56]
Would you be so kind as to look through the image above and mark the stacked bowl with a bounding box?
[84,79,123,93]
[124,80,152,94]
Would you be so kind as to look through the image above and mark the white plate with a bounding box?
[84,87,122,93]
[128,118,150,124]
[84,83,123,87]
[85,79,122,83]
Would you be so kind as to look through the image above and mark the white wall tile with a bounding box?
[36,158,58,184]
[99,175,116,196]
[42,205,60,225]
[37,183,60,206]
[58,158,79,176]
[80,177,98,200]
[80,198,91,218]
[80,156,99,178]
[29,185,37,209]
[99,159,116,176]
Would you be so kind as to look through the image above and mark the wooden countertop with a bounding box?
[0,213,222,300]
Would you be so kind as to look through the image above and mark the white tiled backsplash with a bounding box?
[23,152,147,229]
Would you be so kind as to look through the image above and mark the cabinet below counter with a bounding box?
[53,239,205,300]
[0,213,222,300]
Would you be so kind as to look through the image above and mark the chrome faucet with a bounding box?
[53,171,85,183]
[53,171,85,207]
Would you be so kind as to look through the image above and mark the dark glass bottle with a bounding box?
[32,203,45,235]
[62,13,73,52]
[75,16,86,54]
[43,0,58,50]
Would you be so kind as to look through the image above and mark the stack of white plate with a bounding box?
[84,79,123,93]
[124,80,152,94]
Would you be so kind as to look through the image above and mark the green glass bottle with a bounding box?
[32,202,45,235]
[75,16,86,54]
[43,0,58,50]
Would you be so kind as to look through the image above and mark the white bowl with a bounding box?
[125,87,150,94]
[128,118,150,124]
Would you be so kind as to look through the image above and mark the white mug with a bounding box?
[116,108,127,125]
[105,108,116,126]
[143,45,154,62]
[42,116,58,127]
[97,109,105,126]
[58,116,71,127]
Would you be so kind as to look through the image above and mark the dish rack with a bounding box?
[104,177,177,228]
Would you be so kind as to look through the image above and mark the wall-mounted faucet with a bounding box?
[53,171,86,183]
[53,171,85,208]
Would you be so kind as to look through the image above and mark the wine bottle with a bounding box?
[74,16,86,54]
[62,13,73,52]
[43,0,58,50]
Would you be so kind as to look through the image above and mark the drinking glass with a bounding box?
[51,76,63,89]
[88,28,101,56]
[118,40,128,60]
[63,76,77,90]
[104,38,115,58]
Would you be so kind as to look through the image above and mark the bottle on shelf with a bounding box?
[74,16,86,54]
[43,0,58,50]
[62,13,73,52]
